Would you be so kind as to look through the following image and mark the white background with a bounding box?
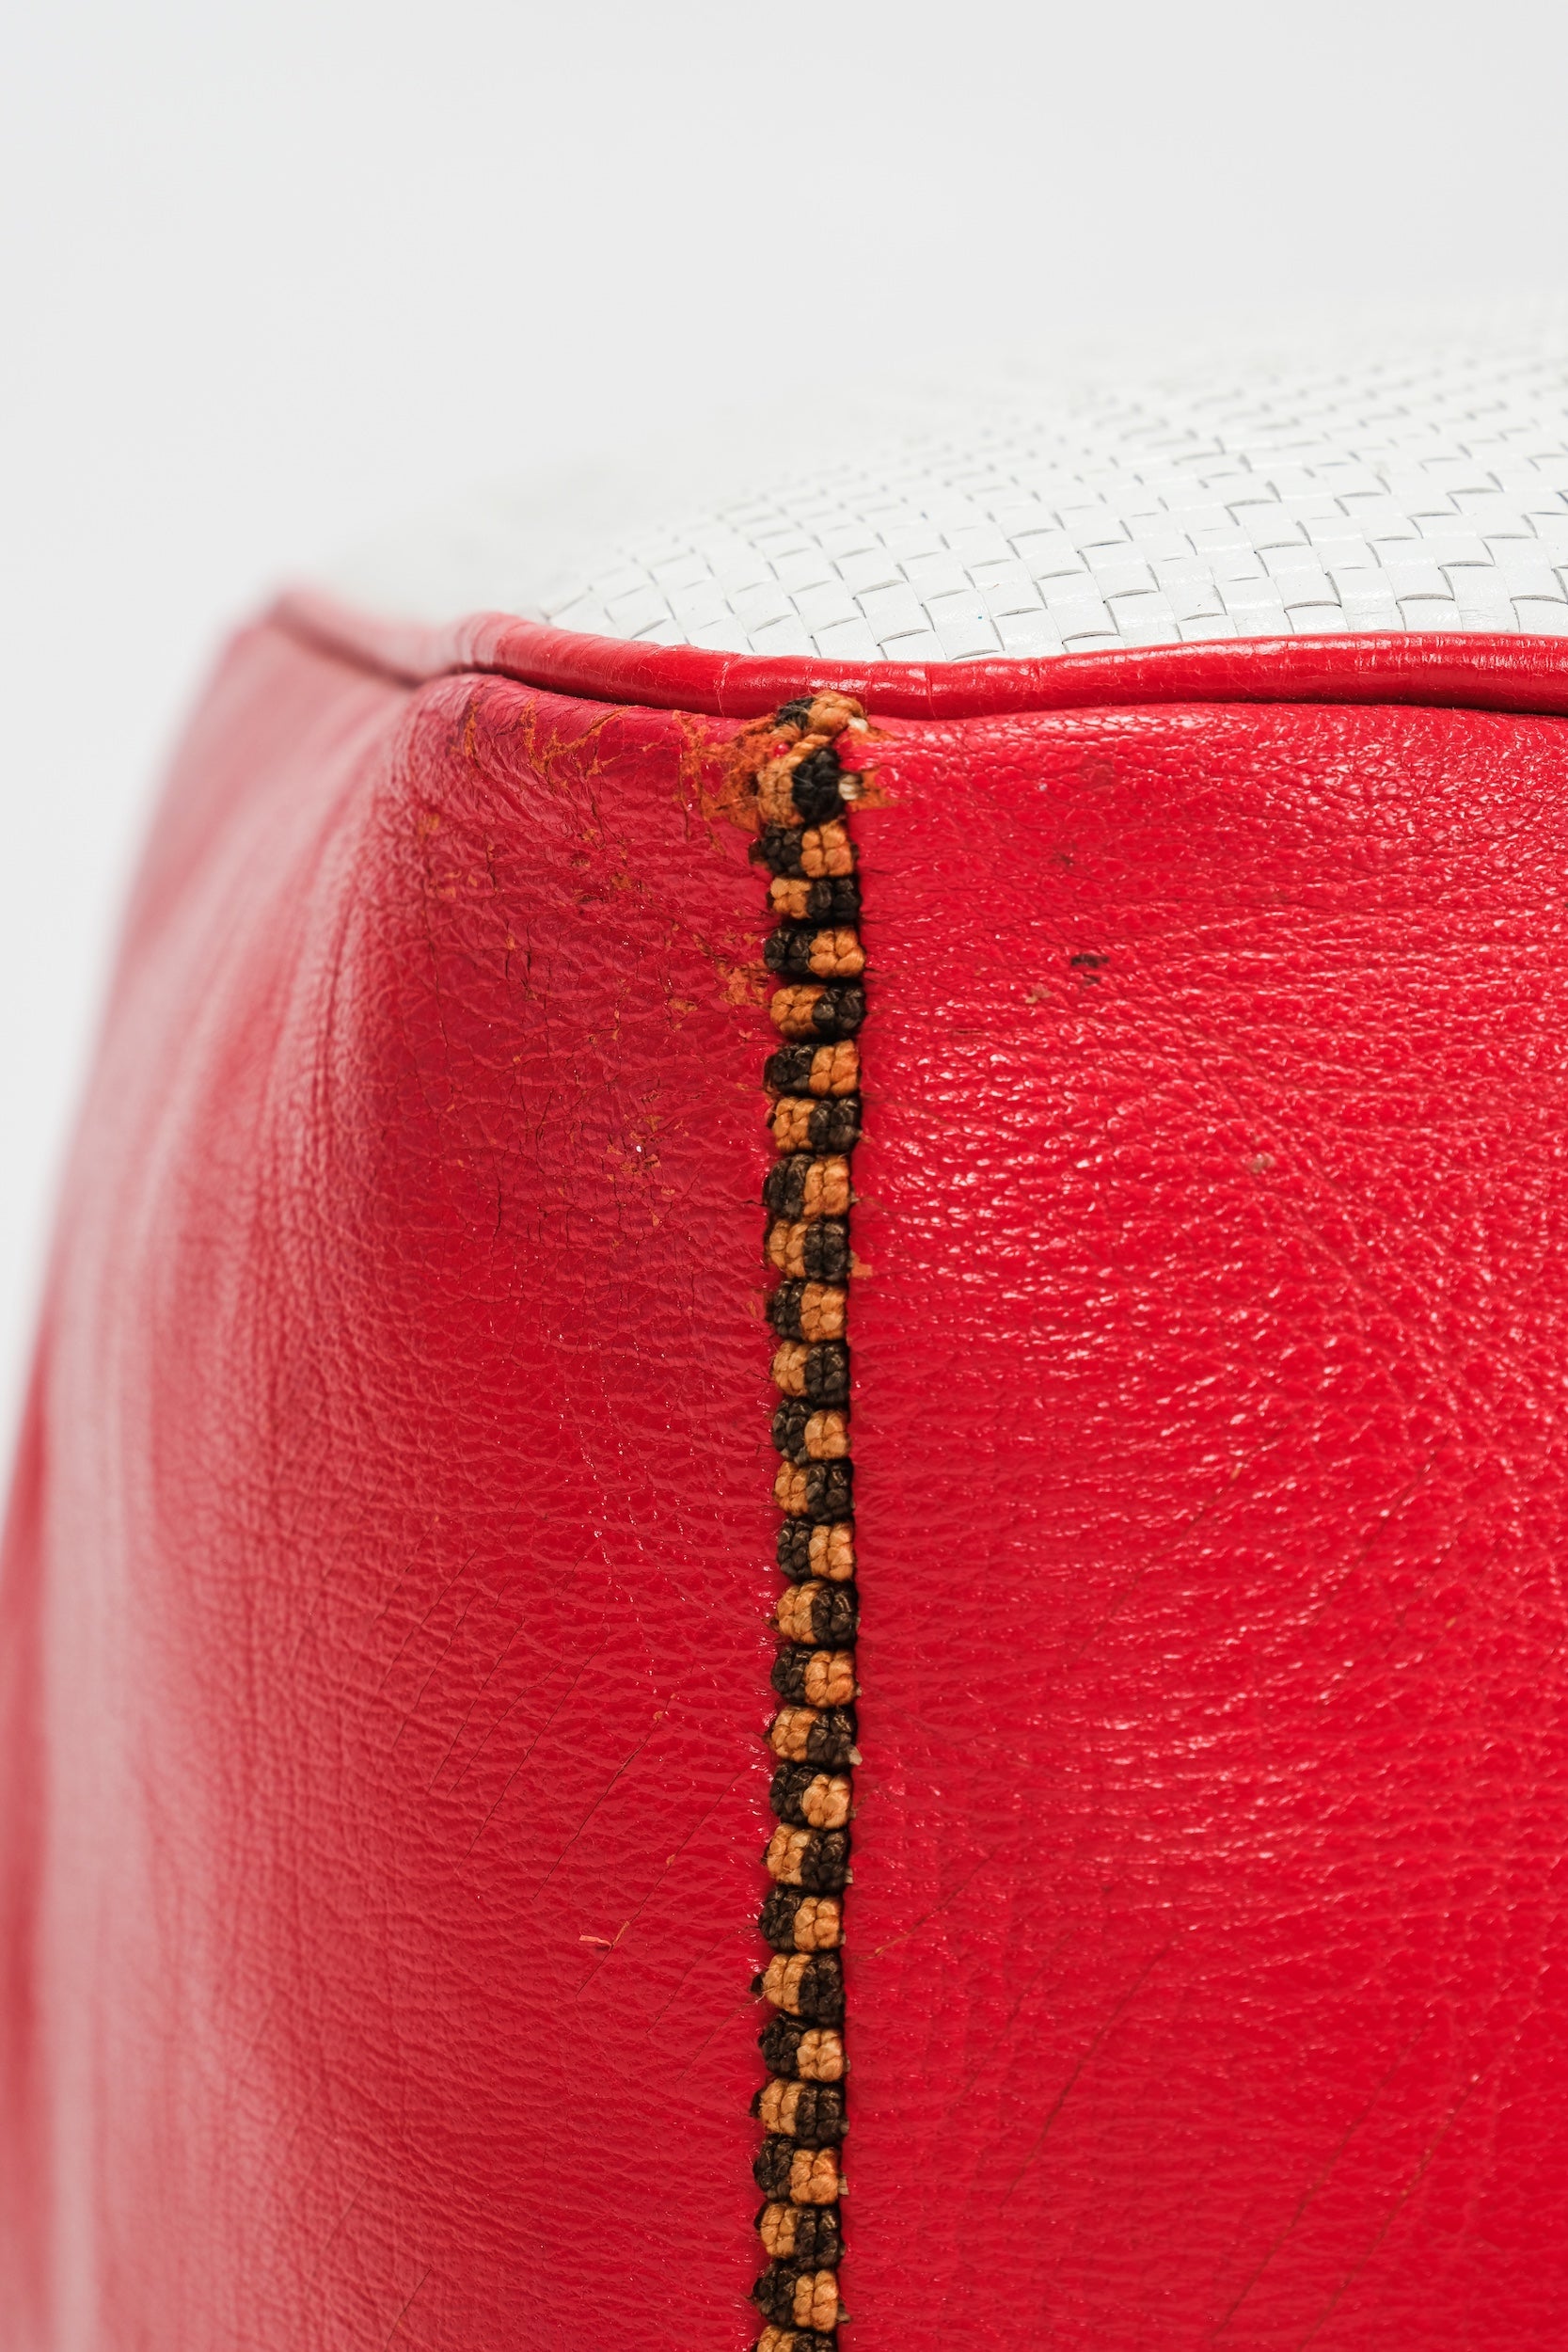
[2,0,1567,1454]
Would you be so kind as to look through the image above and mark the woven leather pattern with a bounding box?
[334,344,1568,663]
[548,350,1568,660]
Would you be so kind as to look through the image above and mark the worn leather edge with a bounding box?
[274,586,1568,722]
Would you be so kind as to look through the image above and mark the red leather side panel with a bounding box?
[0,628,777,2347]
[7,626,1568,2349]
[850,700,1568,2348]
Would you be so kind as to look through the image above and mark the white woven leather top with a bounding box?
[326,343,1568,661]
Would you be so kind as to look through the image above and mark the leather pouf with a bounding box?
[6,353,1568,2349]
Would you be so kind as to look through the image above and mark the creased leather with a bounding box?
[4,627,1568,2348]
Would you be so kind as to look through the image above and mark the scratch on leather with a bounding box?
[732,691,869,2352]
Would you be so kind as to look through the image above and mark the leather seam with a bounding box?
[273,589,1568,723]
[736,693,872,2351]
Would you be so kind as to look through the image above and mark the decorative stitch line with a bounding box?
[738,691,870,2352]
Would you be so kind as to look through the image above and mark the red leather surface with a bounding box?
[0,628,779,2346]
[847,699,1568,2347]
[283,582,1568,722]
[6,614,1568,2348]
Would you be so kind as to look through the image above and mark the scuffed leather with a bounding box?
[4,622,1568,2348]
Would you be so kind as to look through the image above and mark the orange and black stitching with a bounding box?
[759,2021,847,2082]
[764,1823,851,1888]
[752,2078,847,2143]
[777,1522,856,1583]
[757,2202,845,2262]
[755,2322,840,2352]
[766,1041,861,1099]
[742,692,870,2351]
[769,982,866,1042]
[772,1461,853,1521]
[753,2137,845,2203]
[769,1764,853,1830]
[769,1340,851,1406]
[769,1647,856,1708]
[758,1947,846,2020]
[770,1279,850,1336]
[770,1402,850,1465]
[766,1219,849,1280]
[765,926,866,981]
[773,1585,857,1646]
[758,1885,844,1952]
[768,1096,861,1153]
[764,1154,853,1221]
[767,875,863,925]
[767,1704,858,1768]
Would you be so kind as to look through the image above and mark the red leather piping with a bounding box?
[277,585,1568,722]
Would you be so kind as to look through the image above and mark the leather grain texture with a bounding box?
[0,628,778,2348]
[847,697,1568,2348]
[5,614,1568,2348]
